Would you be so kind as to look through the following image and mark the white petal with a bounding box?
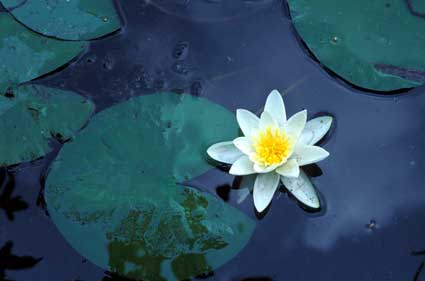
[264,89,286,127]
[236,109,259,136]
[299,116,333,145]
[233,137,254,155]
[253,163,279,174]
[281,171,320,209]
[286,110,307,141]
[207,142,243,164]
[276,159,300,178]
[294,144,330,166]
[229,156,256,175]
[259,111,277,130]
[253,172,280,212]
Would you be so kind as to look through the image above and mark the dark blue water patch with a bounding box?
[148,0,275,23]
[1,0,425,280]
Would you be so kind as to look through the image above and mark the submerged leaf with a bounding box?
[0,0,120,40]
[287,0,425,91]
[45,93,255,281]
[0,13,86,93]
[0,85,94,166]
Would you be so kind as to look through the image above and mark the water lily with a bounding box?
[207,90,332,212]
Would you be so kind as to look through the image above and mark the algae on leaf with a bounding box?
[287,0,425,91]
[0,85,94,166]
[0,13,86,94]
[0,0,121,41]
[45,93,255,281]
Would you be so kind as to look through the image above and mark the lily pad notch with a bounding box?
[0,84,94,167]
[45,93,255,281]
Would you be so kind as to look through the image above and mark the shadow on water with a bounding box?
[103,271,134,281]
[0,169,28,221]
[0,241,42,280]
[412,250,425,281]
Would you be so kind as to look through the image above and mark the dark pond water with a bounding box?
[2,0,425,280]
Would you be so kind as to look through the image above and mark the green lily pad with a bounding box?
[0,0,120,41]
[45,93,255,281]
[287,0,425,91]
[0,13,86,94]
[0,84,94,166]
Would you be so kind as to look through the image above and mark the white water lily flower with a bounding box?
[207,90,332,212]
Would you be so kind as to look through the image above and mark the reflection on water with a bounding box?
[0,169,28,221]
[103,271,134,281]
[0,241,42,279]
[149,0,275,22]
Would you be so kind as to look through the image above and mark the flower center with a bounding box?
[252,127,293,166]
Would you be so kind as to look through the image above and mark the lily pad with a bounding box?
[287,0,425,91]
[45,93,255,281]
[0,84,94,166]
[0,13,86,94]
[0,0,120,41]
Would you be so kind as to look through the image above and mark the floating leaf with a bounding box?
[287,0,425,91]
[0,85,94,166]
[0,0,121,40]
[0,13,86,93]
[45,93,255,281]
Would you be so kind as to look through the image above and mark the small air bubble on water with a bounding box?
[366,219,377,230]
[172,62,189,75]
[172,41,190,60]
[330,36,340,45]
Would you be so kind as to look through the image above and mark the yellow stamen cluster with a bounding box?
[252,127,292,166]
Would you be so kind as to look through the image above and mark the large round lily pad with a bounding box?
[45,93,255,281]
[0,84,94,166]
[287,0,425,91]
[0,13,86,94]
[0,0,120,41]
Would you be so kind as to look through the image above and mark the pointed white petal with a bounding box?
[253,172,280,212]
[264,89,286,127]
[229,156,256,175]
[281,171,320,209]
[233,137,254,155]
[207,142,243,164]
[253,163,279,174]
[236,109,259,136]
[299,116,333,145]
[259,111,277,130]
[276,159,300,178]
[286,110,307,141]
[294,145,330,166]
